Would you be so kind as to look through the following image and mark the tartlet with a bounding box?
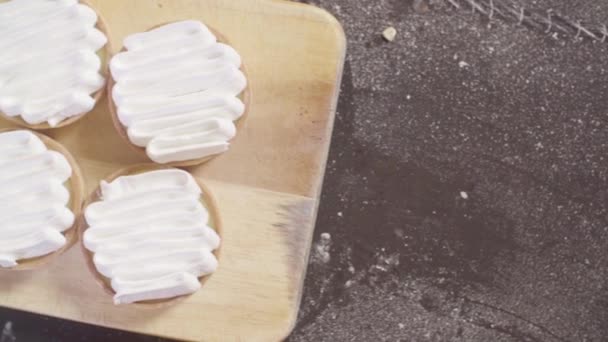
[0,128,84,270]
[79,164,222,306]
[0,0,112,129]
[107,20,250,166]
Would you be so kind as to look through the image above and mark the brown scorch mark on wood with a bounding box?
[275,199,316,296]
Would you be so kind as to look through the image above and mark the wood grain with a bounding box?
[0,0,345,340]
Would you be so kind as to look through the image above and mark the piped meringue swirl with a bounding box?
[0,0,107,127]
[83,169,220,304]
[0,130,75,268]
[110,20,247,164]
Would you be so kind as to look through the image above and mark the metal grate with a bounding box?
[444,0,608,42]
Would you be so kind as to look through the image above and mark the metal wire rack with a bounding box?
[444,0,608,42]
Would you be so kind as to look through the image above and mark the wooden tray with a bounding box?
[0,0,345,341]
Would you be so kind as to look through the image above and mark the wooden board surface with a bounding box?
[0,0,346,341]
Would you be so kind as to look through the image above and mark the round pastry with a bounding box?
[0,129,84,270]
[80,166,221,305]
[0,0,110,129]
[108,20,250,166]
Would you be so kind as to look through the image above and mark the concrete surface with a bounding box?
[290,1,608,341]
[2,0,608,341]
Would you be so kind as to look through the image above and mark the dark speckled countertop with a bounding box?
[2,0,608,341]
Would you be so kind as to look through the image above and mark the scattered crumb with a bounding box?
[460,191,469,199]
[406,94,411,100]
[458,61,470,68]
[337,211,343,217]
[312,233,332,264]
[348,265,356,273]
[413,0,430,13]
[398,323,405,329]
[1,322,15,342]
[372,264,388,272]
[382,26,397,42]
[384,253,400,266]
[344,280,354,288]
